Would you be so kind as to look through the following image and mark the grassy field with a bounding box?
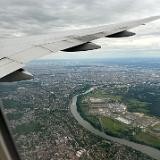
[87,90,123,103]
[100,117,132,138]
[135,132,160,149]
[100,116,160,149]
[124,99,150,114]
[77,87,160,149]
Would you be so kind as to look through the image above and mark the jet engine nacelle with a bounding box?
[0,69,33,82]
[63,42,101,52]
[107,30,136,38]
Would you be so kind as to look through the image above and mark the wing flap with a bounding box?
[40,37,83,52]
[8,37,84,63]
[0,57,24,79]
[9,46,52,63]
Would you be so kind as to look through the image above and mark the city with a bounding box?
[0,58,160,160]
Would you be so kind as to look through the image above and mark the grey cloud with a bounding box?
[0,0,159,37]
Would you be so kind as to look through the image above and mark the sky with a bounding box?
[0,0,160,59]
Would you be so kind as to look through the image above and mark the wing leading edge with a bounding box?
[0,16,160,81]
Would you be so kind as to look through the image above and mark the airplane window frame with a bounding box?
[0,107,21,160]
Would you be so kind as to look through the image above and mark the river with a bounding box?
[70,88,160,160]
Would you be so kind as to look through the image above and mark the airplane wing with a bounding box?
[0,16,160,82]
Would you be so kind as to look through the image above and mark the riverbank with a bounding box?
[70,88,160,160]
[77,86,160,149]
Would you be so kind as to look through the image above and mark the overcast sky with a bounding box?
[0,0,160,59]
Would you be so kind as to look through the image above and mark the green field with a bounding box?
[135,132,160,149]
[125,99,150,114]
[87,89,122,102]
[100,117,132,138]
[77,86,160,149]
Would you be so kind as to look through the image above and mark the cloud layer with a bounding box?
[0,0,159,35]
[0,0,160,58]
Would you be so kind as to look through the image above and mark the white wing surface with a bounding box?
[0,16,160,82]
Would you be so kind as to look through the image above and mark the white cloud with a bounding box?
[0,0,160,58]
